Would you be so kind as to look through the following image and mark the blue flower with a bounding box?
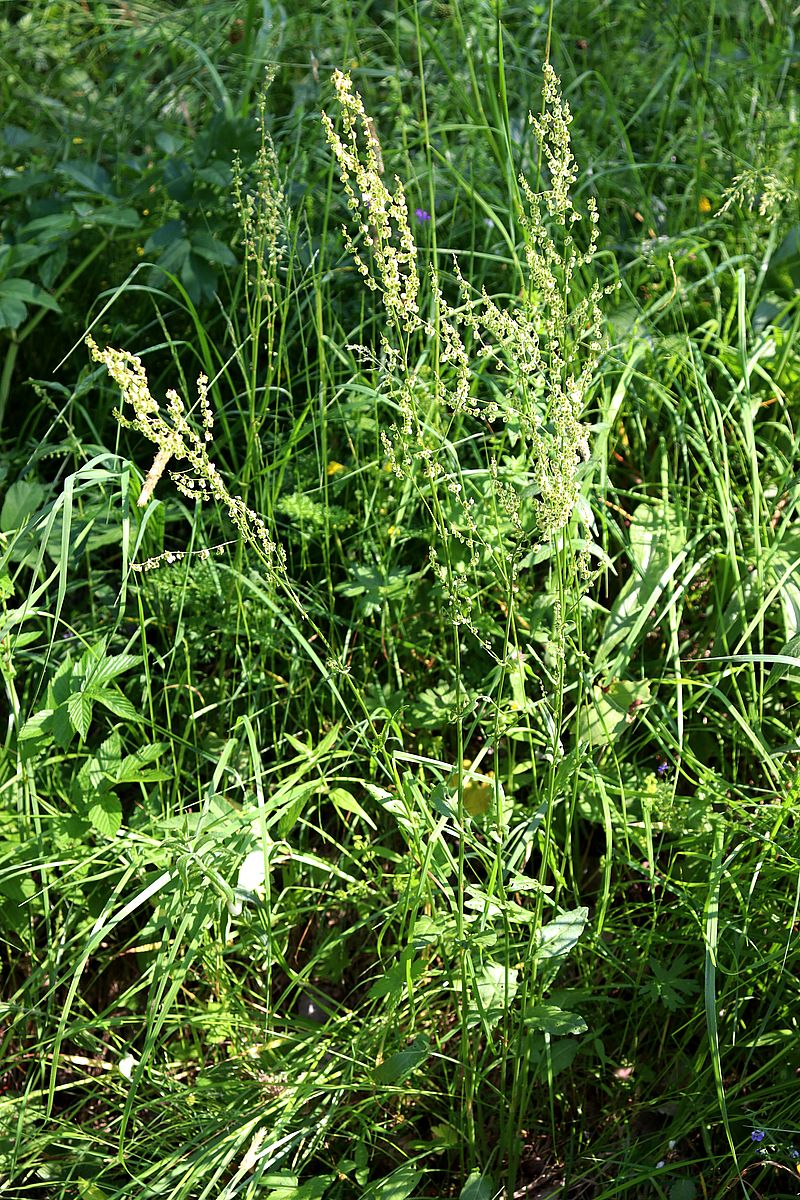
[415,208,431,223]
[751,1130,765,1143]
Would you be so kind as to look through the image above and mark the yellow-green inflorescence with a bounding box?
[86,336,285,581]
[323,64,610,551]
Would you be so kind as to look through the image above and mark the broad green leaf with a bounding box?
[0,277,60,312]
[1,480,46,532]
[145,218,186,251]
[374,1034,429,1085]
[470,962,518,1028]
[526,1005,587,1036]
[96,732,122,773]
[0,872,36,931]
[181,252,217,303]
[264,1178,333,1200]
[669,1181,697,1200]
[50,704,75,750]
[58,160,113,195]
[412,914,452,948]
[1,123,41,149]
[372,1165,424,1200]
[274,785,313,837]
[328,786,377,829]
[39,242,68,289]
[77,1179,111,1200]
[367,955,426,1000]
[191,230,237,267]
[91,204,141,230]
[525,1031,581,1077]
[535,908,588,961]
[579,678,651,748]
[87,793,123,837]
[596,500,685,674]
[18,212,76,239]
[428,1122,459,1149]
[262,1171,298,1191]
[460,1171,495,1200]
[0,294,27,330]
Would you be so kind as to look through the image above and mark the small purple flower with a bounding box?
[656,761,669,777]
[791,1148,799,1158]
[751,1130,765,1143]
[415,208,431,223]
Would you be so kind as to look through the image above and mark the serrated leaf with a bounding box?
[115,743,170,784]
[18,709,55,743]
[50,703,75,750]
[91,204,141,230]
[181,252,217,303]
[85,652,141,689]
[374,1034,429,1085]
[145,218,186,250]
[87,793,123,837]
[67,691,94,740]
[96,732,122,772]
[94,688,140,721]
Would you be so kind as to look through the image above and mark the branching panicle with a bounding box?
[86,337,286,582]
[324,62,611,564]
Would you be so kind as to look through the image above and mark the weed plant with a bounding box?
[1,2,800,1199]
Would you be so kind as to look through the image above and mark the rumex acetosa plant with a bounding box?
[323,64,612,652]
[324,64,606,1186]
[85,335,286,585]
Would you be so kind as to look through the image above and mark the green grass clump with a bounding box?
[2,2,800,1198]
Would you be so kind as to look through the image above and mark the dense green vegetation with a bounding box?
[1,1,799,1197]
